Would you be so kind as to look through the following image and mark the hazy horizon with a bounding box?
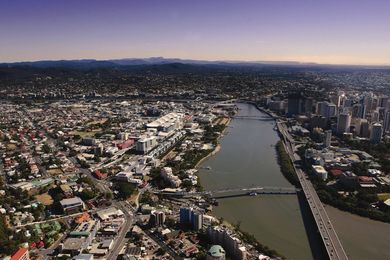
[1,0,390,65]
[3,56,390,67]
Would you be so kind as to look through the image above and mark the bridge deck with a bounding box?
[277,121,348,260]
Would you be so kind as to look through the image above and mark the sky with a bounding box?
[1,0,390,65]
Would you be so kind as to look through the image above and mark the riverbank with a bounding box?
[194,144,221,169]
[194,117,231,169]
[193,116,288,258]
[275,141,300,187]
[197,105,302,259]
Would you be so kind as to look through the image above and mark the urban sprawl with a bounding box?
[1,65,390,260]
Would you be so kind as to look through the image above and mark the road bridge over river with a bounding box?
[154,186,297,197]
[277,121,349,260]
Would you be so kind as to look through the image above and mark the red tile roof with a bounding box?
[11,248,28,260]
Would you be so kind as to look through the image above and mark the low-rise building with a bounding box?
[60,197,85,214]
[312,165,328,181]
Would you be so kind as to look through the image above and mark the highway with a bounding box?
[277,121,348,260]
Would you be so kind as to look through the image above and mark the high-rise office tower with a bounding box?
[287,94,305,117]
[378,96,389,108]
[370,123,383,144]
[324,130,332,148]
[337,113,351,135]
[384,110,390,134]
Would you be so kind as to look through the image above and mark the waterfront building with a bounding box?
[312,165,328,181]
[191,210,203,231]
[287,94,305,117]
[180,207,192,226]
[207,226,247,260]
[180,207,203,230]
[161,167,182,187]
[207,245,226,260]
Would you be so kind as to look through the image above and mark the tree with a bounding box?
[42,143,52,153]
[116,182,136,199]
[105,191,113,200]
[79,189,96,200]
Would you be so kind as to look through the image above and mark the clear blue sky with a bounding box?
[1,0,390,64]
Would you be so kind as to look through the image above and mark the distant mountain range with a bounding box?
[0,57,389,69]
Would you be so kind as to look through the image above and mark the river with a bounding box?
[198,103,390,260]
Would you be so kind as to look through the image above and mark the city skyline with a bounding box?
[1,0,390,65]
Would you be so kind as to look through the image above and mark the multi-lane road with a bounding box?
[277,121,348,260]
[106,201,134,260]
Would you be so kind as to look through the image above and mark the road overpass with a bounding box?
[277,121,348,260]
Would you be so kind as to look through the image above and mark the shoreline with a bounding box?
[194,117,231,169]
[194,111,286,259]
[251,101,390,225]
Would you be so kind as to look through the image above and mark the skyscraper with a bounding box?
[371,110,380,122]
[352,104,367,119]
[180,207,203,230]
[287,94,305,117]
[324,130,332,148]
[337,113,351,135]
[150,210,165,227]
[384,110,390,134]
[317,102,336,118]
[179,207,192,225]
[370,123,383,144]
[359,119,370,138]
[330,94,341,107]
[378,96,389,108]
[304,97,314,115]
[191,211,203,231]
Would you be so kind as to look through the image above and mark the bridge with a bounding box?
[277,121,348,260]
[154,186,297,197]
[232,115,274,121]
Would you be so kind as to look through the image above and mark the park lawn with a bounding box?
[36,193,54,206]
